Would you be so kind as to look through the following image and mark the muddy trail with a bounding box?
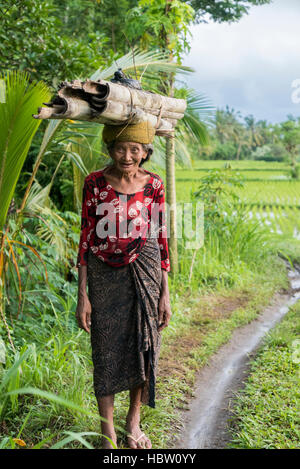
[170,261,300,449]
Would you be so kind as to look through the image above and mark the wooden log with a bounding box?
[63,80,186,119]
[33,98,176,131]
[33,78,186,138]
[90,95,184,120]
[33,107,56,119]
[81,79,187,114]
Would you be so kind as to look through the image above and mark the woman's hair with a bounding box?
[106,141,153,167]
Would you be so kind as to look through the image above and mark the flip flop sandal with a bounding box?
[127,432,149,448]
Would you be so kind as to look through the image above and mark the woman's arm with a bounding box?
[154,178,172,331]
[155,179,171,272]
[76,176,95,268]
[75,176,95,333]
[158,269,172,332]
[76,265,91,334]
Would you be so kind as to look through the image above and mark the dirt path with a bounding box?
[170,263,300,449]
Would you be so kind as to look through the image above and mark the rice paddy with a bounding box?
[157,161,300,240]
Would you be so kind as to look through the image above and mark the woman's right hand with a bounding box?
[76,294,92,334]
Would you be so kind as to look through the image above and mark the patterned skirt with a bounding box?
[87,236,162,408]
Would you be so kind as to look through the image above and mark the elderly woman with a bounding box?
[75,120,172,449]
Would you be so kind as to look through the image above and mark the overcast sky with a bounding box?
[182,0,300,124]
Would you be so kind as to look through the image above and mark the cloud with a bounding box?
[182,0,300,123]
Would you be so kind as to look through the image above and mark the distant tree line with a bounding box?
[196,105,300,166]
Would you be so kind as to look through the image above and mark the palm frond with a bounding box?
[0,71,50,229]
[23,180,69,262]
[65,122,107,211]
[179,89,215,146]
[91,48,194,81]
[25,180,53,209]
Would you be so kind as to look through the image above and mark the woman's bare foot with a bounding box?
[101,430,118,449]
[97,394,117,449]
[125,416,152,449]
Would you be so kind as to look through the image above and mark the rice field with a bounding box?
[176,170,292,181]
[190,160,291,170]
[157,160,300,240]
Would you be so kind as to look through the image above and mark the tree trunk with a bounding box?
[163,0,178,275]
[166,133,178,275]
[236,140,242,160]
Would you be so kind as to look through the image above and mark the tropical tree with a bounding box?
[185,0,272,22]
[214,106,249,159]
[244,114,264,151]
[280,119,300,172]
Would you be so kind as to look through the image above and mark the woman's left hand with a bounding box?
[158,291,172,332]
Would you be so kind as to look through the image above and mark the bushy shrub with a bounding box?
[252,143,288,162]
[210,142,238,160]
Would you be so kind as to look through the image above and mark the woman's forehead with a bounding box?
[115,141,142,147]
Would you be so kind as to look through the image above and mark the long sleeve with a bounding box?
[76,176,96,268]
[154,179,171,273]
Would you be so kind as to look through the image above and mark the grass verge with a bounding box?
[226,299,300,449]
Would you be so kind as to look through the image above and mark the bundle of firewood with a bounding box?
[33,74,187,137]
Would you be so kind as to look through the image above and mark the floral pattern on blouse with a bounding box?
[76,167,171,272]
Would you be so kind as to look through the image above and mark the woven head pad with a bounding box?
[102,121,156,144]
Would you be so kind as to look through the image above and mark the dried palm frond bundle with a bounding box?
[33,72,187,137]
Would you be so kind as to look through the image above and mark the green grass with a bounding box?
[227,300,300,449]
[176,160,291,170]
[176,170,292,181]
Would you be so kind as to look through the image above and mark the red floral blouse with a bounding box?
[76,167,171,272]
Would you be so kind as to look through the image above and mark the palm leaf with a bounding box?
[179,89,215,145]
[19,118,66,213]
[91,47,194,81]
[0,71,50,230]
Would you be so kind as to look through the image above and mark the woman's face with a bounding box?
[110,141,147,171]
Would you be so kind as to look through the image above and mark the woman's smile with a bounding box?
[120,162,135,167]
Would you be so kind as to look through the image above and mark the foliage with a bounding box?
[0,71,50,231]
[0,327,110,448]
[125,0,195,60]
[205,107,300,161]
[279,119,300,168]
[192,165,245,233]
[290,163,300,180]
[0,0,110,87]
[0,0,271,84]
[52,0,137,56]
[191,165,279,266]
[251,143,288,162]
[185,0,272,23]
[211,141,238,160]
